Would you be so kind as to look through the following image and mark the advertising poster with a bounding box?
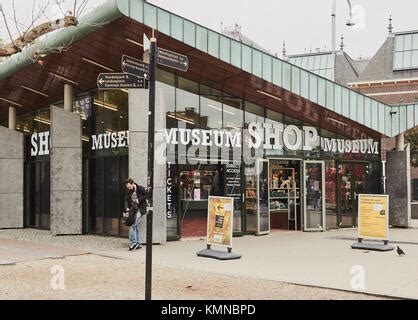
[358,194,389,240]
[207,196,234,248]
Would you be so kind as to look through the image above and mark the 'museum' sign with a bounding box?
[165,122,379,155]
[29,120,379,157]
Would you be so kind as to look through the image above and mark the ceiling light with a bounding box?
[167,113,195,125]
[0,97,23,107]
[49,72,79,86]
[21,85,49,98]
[126,38,143,47]
[207,104,235,115]
[226,123,241,130]
[93,100,118,112]
[82,57,114,71]
[257,90,282,101]
[34,117,51,125]
[327,117,348,127]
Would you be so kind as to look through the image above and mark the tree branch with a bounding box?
[0,15,78,57]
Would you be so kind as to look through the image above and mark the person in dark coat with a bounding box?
[124,178,148,252]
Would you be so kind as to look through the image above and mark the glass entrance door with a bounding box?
[338,162,354,227]
[338,162,370,227]
[257,159,270,235]
[303,161,326,231]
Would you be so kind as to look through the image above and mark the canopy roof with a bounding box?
[0,0,416,138]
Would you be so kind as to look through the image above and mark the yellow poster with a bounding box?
[207,196,234,248]
[358,194,389,240]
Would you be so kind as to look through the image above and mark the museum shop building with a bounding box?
[0,0,415,242]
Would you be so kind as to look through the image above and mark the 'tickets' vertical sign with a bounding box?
[166,163,176,219]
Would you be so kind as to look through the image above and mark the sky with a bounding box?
[1,0,418,60]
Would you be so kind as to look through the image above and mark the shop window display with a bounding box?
[325,161,338,229]
[268,160,301,230]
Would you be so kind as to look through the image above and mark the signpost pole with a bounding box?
[145,36,157,301]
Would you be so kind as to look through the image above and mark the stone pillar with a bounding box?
[64,84,73,112]
[50,106,82,235]
[0,126,24,228]
[129,84,166,244]
[8,106,16,130]
[386,146,411,227]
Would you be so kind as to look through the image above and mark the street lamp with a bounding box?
[332,0,356,74]
[345,0,356,26]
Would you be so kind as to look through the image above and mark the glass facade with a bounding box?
[20,108,51,229]
[11,67,382,238]
[85,90,129,236]
[157,68,382,237]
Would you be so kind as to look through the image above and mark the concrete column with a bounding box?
[129,83,166,244]
[64,84,73,112]
[386,146,411,227]
[8,106,16,130]
[396,133,405,151]
[0,126,24,228]
[50,106,82,235]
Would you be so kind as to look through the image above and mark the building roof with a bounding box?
[287,50,365,84]
[356,32,418,83]
[287,52,334,80]
[0,0,417,138]
[352,59,370,74]
[222,24,269,53]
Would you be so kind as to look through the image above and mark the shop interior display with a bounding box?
[179,169,219,200]
[269,161,300,230]
[245,175,257,212]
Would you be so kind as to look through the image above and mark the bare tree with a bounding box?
[0,0,90,58]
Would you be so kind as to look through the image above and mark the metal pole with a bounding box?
[145,36,157,301]
[332,0,336,63]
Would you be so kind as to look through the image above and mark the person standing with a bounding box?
[124,178,148,251]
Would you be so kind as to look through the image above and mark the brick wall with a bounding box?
[381,137,396,161]
[354,83,418,105]
[181,217,207,238]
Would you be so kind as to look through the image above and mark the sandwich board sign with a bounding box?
[196,196,241,260]
[351,194,393,251]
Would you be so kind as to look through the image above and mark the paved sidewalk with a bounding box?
[0,238,87,265]
[1,223,418,299]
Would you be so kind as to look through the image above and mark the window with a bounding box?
[223,96,243,130]
[175,77,199,128]
[245,102,265,127]
[394,33,418,70]
[200,86,222,129]
[288,53,334,80]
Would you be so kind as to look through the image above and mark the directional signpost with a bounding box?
[157,47,189,72]
[140,34,189,301]
[97,73,146,89]
[121,55,149,79]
